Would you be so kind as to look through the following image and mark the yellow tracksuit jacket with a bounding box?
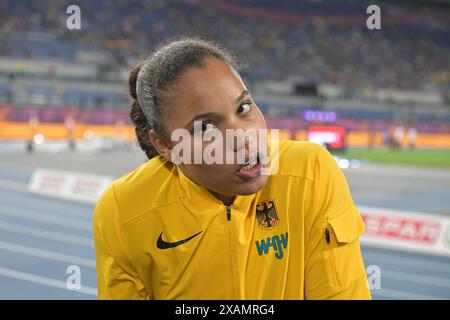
[93,140,371,299]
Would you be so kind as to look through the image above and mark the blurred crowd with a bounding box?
[0,0,449,92]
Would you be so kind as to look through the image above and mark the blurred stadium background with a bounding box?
[0,0,449,300]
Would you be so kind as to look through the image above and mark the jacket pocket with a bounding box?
[324,206,366,288]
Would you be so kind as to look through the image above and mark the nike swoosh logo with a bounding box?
[157,231,203,249]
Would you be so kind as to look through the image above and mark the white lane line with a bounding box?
[0,266,97,297]
[0,204,92,231]
[364,252,450,274]
[0,240,95,268]
[0,192,93,219]
[372,288,446,300]
[381,269,450,289]
[0,220,93,247]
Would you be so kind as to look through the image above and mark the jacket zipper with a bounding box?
[325,225,339,286]
[325,227,330,244]
[226,205,239,299]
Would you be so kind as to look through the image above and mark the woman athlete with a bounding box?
[93,38,371,300]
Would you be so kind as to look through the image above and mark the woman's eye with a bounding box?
[237,102,252,114]
[197,122,216,132]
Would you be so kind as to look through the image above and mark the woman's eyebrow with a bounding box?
[235,89,250,104]
[183,90,250,128]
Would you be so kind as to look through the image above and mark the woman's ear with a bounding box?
[148,130,172,162]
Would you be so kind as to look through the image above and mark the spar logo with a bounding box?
[255,232,288,260]
[361,212,441,244]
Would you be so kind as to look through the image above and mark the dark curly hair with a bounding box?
[129,37,238,159]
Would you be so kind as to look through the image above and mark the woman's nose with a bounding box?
[228,127,258,155]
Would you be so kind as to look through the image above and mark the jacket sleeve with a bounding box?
[93,184,150,300]
[304,146,371,300]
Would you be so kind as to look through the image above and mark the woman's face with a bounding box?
[155,57,269,204]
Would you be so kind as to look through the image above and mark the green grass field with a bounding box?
[333,148,450,168]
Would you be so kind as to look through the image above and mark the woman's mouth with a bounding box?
[236,154,262,182]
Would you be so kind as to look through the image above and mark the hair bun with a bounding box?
[128,62,143,100]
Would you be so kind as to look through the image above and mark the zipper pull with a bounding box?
[325,227,330,244]
[226,205,231,221]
